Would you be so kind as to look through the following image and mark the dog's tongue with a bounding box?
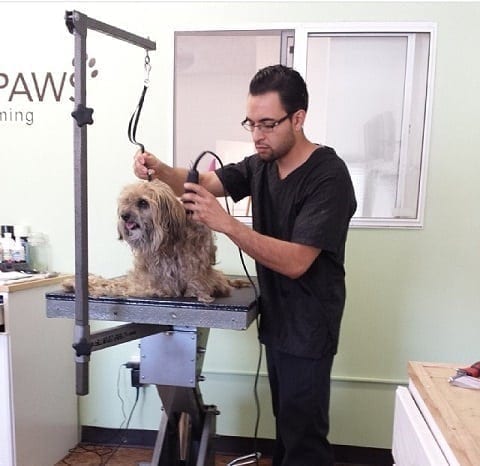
[126,222,137,230]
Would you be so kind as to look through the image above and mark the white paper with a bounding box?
[450,375,480,390]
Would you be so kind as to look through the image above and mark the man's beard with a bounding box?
[256,134,295,162]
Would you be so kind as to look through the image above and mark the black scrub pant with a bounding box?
[265,347,335,466]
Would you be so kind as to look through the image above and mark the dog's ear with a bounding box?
[150,182,186,244]
[117,204,125,241]
[162,195,186,239]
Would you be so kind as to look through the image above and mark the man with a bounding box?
[134,64,356,466]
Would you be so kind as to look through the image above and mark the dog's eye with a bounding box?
[137,199,149,209]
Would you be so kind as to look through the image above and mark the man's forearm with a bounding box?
[152,162,189,196]
[222,217,320,279]
[153,163,225,198]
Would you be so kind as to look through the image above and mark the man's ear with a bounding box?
[292,109,306,131]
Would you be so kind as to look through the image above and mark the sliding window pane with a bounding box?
[305,31,431,227]
[174,31,283,218]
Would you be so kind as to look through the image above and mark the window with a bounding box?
[173,23,436,228]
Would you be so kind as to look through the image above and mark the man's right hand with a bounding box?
[133,150,159,180]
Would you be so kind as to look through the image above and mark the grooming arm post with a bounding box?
[66,10,156,396]
[70,11,91,396]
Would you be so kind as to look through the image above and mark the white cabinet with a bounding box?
[0,325,14,466]
[0,277,78,466]
[393,385,450,465]
[393,362,480,466]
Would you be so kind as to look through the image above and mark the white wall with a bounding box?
[2,1,480,451]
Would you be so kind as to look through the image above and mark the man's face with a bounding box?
[245,92,296,162]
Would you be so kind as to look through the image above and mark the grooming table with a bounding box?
[46,283,258,466]
[46,285,257,330]
[60,10,260,465]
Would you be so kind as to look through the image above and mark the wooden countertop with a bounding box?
[0,274,69,293]
[408,361,480,466]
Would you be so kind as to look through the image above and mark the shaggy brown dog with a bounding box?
[63,179,246,302]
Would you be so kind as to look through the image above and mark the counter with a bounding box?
[0,273,66,293]
[392,361,480,466]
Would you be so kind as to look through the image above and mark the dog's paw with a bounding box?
[197,293,215,303]
[183,284,216,303]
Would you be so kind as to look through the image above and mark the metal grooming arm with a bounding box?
[65,10,156,396]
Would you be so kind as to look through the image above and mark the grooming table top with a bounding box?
[46,279,258,330]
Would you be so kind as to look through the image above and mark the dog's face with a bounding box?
[117,180,186,251]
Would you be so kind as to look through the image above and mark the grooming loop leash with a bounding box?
[128,49,152,180]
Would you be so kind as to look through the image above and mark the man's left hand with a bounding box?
[181,182,232,233]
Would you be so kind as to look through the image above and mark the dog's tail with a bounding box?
[227,278,251,288]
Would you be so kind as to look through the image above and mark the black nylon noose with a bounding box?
[128,51,151,180]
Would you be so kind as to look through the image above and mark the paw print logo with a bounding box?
[69,55,99,101]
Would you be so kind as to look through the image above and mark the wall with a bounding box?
[1,1,480,450]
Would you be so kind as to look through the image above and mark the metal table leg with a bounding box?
[138,327,218,466]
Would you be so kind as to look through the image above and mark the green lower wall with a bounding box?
[80,328,402,449]
[202,372,401,448]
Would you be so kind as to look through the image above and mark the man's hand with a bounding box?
[133,149,159,180]
[181,182,233,233]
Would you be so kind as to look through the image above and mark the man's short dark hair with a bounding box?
[249,64,309,114]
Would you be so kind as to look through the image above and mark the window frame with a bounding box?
[171,22,437,229]
[294,22,436,228]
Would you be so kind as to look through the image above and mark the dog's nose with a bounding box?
[121,213,130,222]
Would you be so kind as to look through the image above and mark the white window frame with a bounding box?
[294,22,436,228]
[171,22,437,229]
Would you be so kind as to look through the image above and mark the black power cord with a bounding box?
[100,364,142,465]
[101,387,140,465]
[59,365,142,466]
[188,150,261,466]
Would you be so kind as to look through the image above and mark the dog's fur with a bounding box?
[63,179,247,302]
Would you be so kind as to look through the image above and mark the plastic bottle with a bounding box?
[14,225,30,266]
[2,232,15,262]
[20,236,30,265]
[1,225,14,240]
[12,237,26,263]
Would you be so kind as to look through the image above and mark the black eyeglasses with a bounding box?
[241,114,291,133]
